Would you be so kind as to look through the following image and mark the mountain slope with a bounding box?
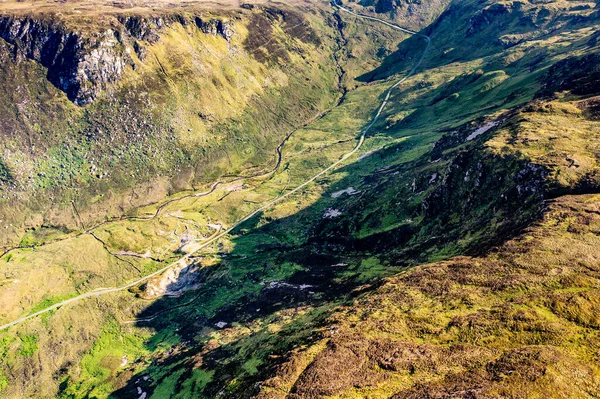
[0,0,599,398]
[258,193,600,398]
[0,0,343,249]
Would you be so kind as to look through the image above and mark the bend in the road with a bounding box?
[0,2,430,332]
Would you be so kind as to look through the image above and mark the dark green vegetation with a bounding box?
[258,194,600,398]
[1,0,600,397]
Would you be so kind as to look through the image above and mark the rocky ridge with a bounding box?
[0,13,235,105]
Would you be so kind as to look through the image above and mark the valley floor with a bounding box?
[1,0,600,397]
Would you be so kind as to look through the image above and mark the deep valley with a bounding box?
[0,0,599,397]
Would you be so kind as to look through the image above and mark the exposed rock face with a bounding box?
[0,16,132,105]
[0,13,234,105]
[538,52,600,97]
[143,260,203,299]
[425,150,545,219]
[118,15,167,43]
[194,17,235,41]
[467,3,514,36]
[132,40,147,60]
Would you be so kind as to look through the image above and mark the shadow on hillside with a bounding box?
[352,0,593,85]
[106,5,574,398]
[108,111,547,399]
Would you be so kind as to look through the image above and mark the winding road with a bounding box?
[0,1,431,332]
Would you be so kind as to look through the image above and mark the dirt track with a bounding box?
[0,1,431,332]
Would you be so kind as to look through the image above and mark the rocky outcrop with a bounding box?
[538,52,600,97]
[143,259,203,299]
[118,15,174,43]
[0,13,235,105]
[117,14,196,42]
[0,16,133,105]
[194,17,235,41]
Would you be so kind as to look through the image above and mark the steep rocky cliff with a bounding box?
[0,13,234,105]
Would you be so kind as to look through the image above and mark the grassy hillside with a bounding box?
[0,2,344,249]
[0,0,599,397]
[258,193,600,398]
[101,90,599,399]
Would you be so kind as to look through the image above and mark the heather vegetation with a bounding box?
[0,0,599,397]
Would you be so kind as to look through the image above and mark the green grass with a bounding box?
[29,293,79,314]
[149,370,185,399]
[0,160,12,185]
[259,194,600,398]
[173,369,214,399]
[336,257,396,283]
[0,372,7,394]
[59,318,149,399]
[0,0,343,251]
[242,357,262,376]
[17,335,38,357]
[1,0,599,397]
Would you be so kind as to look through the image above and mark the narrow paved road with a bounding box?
[0,2,430,332]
